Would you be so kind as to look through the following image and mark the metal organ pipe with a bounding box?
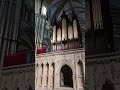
[62,18,67,41]
[97,0,102,29]
[96,0,100,29]
[93,0,98,30]
[57,28,61,42]
[68,25,73,40]
[98,0,103,29]
[92,0,103,30]
[95,0,99,29]
[73,19,78,39]
[52,25,56,43]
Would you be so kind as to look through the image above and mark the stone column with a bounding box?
[48,63,53,90]
[42,64,47,90]
[40,16,45,48]
[76,62,84,90]
[73,73,77,90]
[54,63,60,90]
[39,65,42,89]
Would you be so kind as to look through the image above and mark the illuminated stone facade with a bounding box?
[35,48,85,90]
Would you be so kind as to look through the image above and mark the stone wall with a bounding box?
[35,48,85,90]
[86,52,120,90]
[0,64,35,90]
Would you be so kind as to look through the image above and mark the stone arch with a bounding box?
[58,62,74,74]
[60,64,73,87]
[102,79,114,90]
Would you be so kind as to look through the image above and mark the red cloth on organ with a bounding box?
[37,48,46,54]
[4,52,26,67]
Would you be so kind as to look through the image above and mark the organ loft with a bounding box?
[35,12,85,90]
[52,12,82,51]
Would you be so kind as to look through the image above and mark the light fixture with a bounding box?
[42,6,47,15]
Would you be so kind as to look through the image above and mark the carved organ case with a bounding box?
[52,13,82,51]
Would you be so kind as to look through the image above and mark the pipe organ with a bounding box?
[85,0,114,54]
[52,13,82,51]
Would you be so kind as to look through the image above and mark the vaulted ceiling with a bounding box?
[43,0,85,43]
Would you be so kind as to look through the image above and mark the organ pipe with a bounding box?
[92,0,103,30]
[52,25,56,43]
[57,28,61,42]
[85,0,91,31]
[73,19,78,39]
[62,18,67,41]
[68,25,73,40]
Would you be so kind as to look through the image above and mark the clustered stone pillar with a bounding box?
[39,65,42,88]
[42,64,47,90]
[76,62,84,90]
[40,63,55,90]
[48,63,54,90]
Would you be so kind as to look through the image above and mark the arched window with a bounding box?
[102,80,114,90]
[60,65,73,87]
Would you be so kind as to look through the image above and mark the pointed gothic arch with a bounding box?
[60,65,73,87]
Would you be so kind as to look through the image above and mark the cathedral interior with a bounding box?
[0,0,120,90]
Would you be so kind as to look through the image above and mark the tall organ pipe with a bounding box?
[62,18,67,41]
[52,25,56,43]
[73,19,78,39]
[68,25,73,40]
[57,28,61,42]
